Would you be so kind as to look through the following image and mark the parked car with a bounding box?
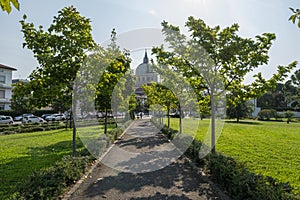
[14,113,34,121]
[23,116,45,123]
[45,114,66,121]
[0,115,14,124]
[41,114,53,120]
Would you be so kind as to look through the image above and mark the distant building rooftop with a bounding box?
[0,63,17,71]
[12,79,29,84]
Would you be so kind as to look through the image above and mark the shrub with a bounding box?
[0,110,21,118]
[257,109,277,121]
[107,128,123,142]
[284,111,295,124]
[15,155,91,200]
[159,125,178,140]
[206,153,296,200]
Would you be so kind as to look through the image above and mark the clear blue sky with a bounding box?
[0,0,299,82]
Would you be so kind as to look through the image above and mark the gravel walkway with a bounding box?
[65,119,230,200]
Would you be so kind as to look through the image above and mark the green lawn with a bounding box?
[0,125,114,199]
[169,118,300,194]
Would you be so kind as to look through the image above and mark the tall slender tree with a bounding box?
[17,6,95,156]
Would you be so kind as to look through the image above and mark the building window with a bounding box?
[0,90,5,98]
[0,104,4,110]
[0,75,5,84]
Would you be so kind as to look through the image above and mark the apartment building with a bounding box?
[0,64,17,110]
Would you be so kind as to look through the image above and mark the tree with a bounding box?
[288,69,300,108]
[284,110,294,124]
[19,6,95,109]
[289,8,300,28]
[94,30,131,135]
[18,6,95,156]
[153,17,296,153]
[226,99,253,122]
[257,83,286,109]
[11,81,35,113]
[143,83,178,128]
[0,0,19,14]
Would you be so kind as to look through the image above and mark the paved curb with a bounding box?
[60,120,135,200]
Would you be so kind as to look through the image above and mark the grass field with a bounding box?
[0,125,114,199]
[168,118,300,194]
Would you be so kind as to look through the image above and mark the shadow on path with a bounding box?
[68,119,226,200]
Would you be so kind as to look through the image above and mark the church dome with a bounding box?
[135,51,154,75]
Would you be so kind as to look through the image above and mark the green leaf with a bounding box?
[11,0,19,10]
[1,0,12,13]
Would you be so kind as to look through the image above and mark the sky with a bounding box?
[0,0,299,83]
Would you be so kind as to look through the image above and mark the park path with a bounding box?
[65,119,229,200]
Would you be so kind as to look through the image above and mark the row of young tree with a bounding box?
[6,5,299,154]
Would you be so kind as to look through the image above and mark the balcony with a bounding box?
[0,83,13,89]
[0,98,11,103]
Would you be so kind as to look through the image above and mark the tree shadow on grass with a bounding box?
[0,139,86,199]
[225,120,262,125]
[6,129,68,140]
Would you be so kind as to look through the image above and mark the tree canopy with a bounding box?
[152,17,296,152]
[13,6,95,112]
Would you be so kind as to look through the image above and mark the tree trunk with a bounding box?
[167,107,170,128]
[104,108,108,135]
[179,104,182,134]
[72,88,77,157]
[115,108,118,128]
[210,93,216,153]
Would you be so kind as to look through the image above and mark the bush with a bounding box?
[33,110,56,117]
[160,125,178,140]
[0,122,66,135]
[107,128,123,142]
[15,155,91,200]
[257,109,277,121]
[180,138,300,199]
[284,111,295,124]
[206,153,297,200]
[0,110,21,118]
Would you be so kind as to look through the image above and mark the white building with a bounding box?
[249,98,261,117]
[0,64,17,110]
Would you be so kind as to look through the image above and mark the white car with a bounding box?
[14,113,34,121]
[0,116,14,124]
[45,114,66,121]
[23,116,45,123]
